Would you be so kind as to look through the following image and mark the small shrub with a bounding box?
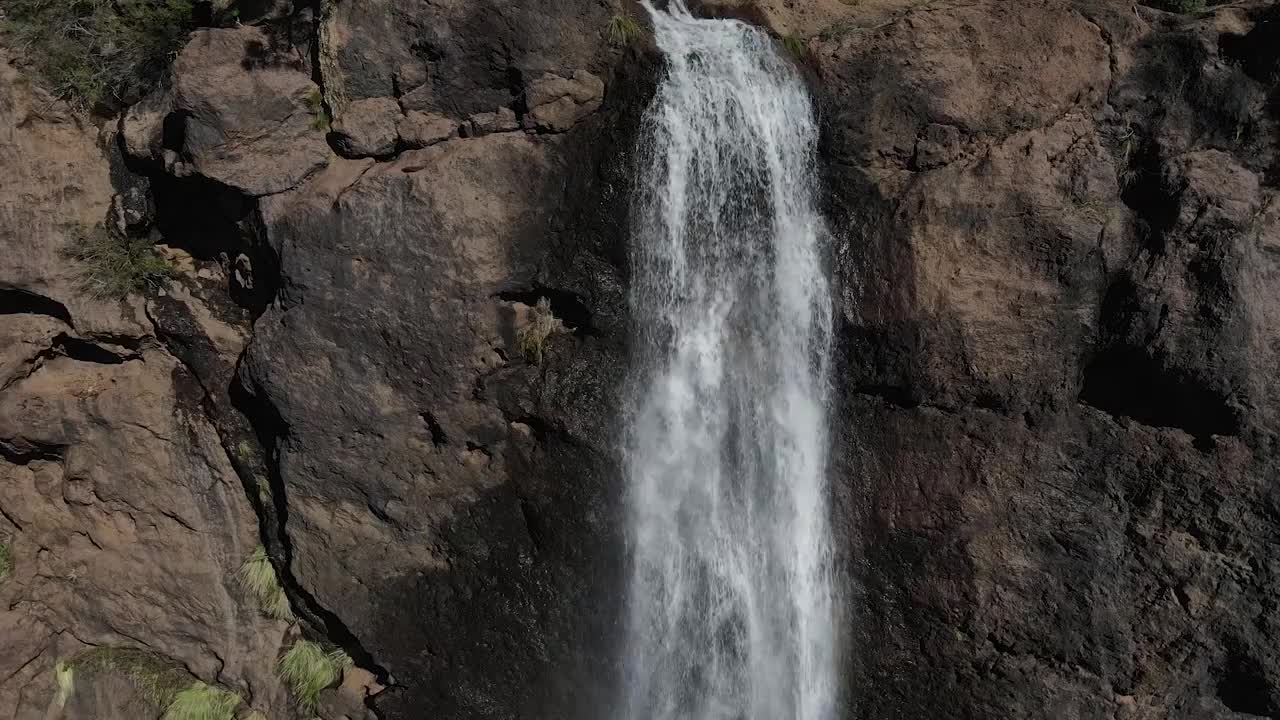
[54,660,75,707]
[69,225,173,298]
[69,647,192,707]
[1,0,195,108]
[278,641,351,711]
[239,545,293,621]
[517,298,558,364]
[781,33,807,57]
[162,681,241,720]
[304,89,330,130]
[0,542,11,581]
[608,13,643,46]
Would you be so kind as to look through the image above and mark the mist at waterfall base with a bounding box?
[620,3,838,720]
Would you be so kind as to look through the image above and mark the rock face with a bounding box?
[817,0,1280,717]
[0,50,288,720]
[4,0,1280,719]
[123,25,330,196]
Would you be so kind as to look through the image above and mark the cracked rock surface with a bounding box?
[3,0,1280,719]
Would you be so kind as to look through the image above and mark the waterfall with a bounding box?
[621,3,837,720]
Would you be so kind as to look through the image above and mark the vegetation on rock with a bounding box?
[53,660,74,708]
[305,88,331,131]
[0,0,195,108]
[518,298,558,364]
[781,33,806,58]
[67,647,193,707]
[161,681,242,720]
[239,545,294,621]
[69,225,173,298]
[278,640,352,711]
[0,541,11,581]
[608,13,642,46]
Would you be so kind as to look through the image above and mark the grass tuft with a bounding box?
[304,88,331,131]
[0,542,11,581]
[69,225,173,298]
[161,681,241,720]
[68,647,192,707]
[244,711,268,720]
[608,13,643,46]
[278,641,352,712]
[517,298,558,364]
[239,545,293,621]
[781,33,807,57]
[0,0,195,108]
[54,660,75,707]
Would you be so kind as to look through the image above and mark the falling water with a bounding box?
[622,3,836,720]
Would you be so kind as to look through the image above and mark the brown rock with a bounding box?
[0,349,288,718]
[0,49,142,338]
[524,70,605,132]
[396,111,458,149]
[465,107,520,137]
[169,26,331,196]
[333,97,403,158]
[119,88,171,162]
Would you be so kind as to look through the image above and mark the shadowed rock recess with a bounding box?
[1,0,1279,718]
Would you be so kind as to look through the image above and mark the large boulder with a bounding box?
[123,26,332,197]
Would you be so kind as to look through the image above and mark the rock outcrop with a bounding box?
[817,1,1280,717]
[3,0,1280,719]
[0,47,288,720]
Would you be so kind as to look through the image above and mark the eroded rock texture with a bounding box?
[820,1,1280,718]
[3,0,1280,719]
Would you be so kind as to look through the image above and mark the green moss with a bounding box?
[69,225,173,299]
[0,542,11,581]
[608,13,643,46]
[68,647,192,707]
[162,681,241,720]
[239,545,293,621]
[1,0,195,108]
[277,641,351,711]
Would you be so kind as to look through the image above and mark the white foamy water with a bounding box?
[622,3,837,720]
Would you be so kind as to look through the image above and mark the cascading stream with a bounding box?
[622,3,837,720]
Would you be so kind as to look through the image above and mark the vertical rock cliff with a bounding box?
[1,1,1278,719]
